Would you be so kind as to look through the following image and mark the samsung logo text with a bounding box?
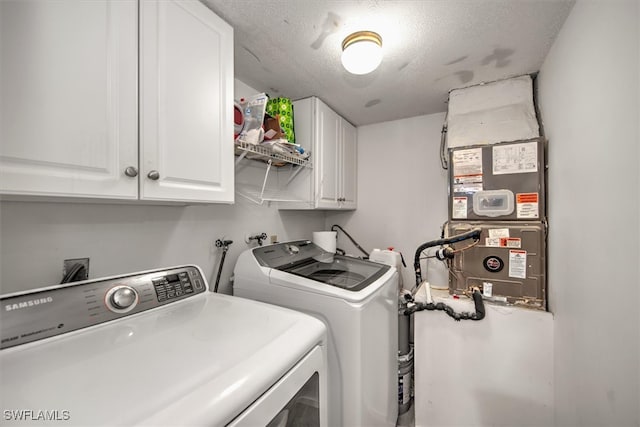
[4,297,53,312]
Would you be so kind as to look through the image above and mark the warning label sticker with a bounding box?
[509,250,527,279]
[485,237,522,248]
[453,174,483,193]
[501,237,522,248]
[516,192,539,219]
[452,197,468,219]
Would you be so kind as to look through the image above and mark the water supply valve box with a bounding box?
[447,221,546,310]
[448,138,546,221]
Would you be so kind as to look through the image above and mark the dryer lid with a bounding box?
[0,293,325,426]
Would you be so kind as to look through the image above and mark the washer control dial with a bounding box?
[106,286,138,313]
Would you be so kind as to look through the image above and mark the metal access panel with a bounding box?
[447,221,546,310]
[448,138,546,221]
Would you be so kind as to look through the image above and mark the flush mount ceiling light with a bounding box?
[341,31,383,75]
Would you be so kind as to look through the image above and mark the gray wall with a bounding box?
[537,0,640,425]
[0,200,325,294]
[326,112,450,290]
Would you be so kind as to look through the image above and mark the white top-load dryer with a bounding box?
[234,240,398,427]
[0,265,327,427]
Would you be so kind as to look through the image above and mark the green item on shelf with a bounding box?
[266,97,295,144]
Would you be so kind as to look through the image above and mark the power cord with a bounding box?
[330,224,369,258]
[60,263,87,284]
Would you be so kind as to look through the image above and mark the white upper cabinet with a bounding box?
[140,0,234,203]
[340,119,357,209]
[315,101,341,208]
[0,0,234,204]
[0,0,139,199]
[280,97,357,210]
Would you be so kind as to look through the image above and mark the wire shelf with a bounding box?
[235,183,314,206]
[234,140,311,167]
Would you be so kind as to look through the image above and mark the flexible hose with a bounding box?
[404,289,485,321]
[413,228,481,287]
[214,239,233,293]
[213,248,228,293]
[440,115,449,170]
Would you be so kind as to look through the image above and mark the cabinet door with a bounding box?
[340,120,357,209]
[315,99,340,208]
[140,0,234,203]
[0,0,138,199]
[277,98,315,209]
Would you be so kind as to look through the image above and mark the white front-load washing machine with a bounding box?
[234,240,398,427]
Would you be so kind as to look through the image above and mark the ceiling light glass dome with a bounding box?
[341,31,383,75]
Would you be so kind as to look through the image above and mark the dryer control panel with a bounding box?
[0,265,207,349]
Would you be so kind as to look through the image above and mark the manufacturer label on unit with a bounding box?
[452,148,483,176]
[488,228,510,238]
[452,197,468,219]
[508,250,527,279]
[486,228,509,246]
[493,141,538,175]
[485,237,522,248]
[452,148,484,194]
[516,192,539,218]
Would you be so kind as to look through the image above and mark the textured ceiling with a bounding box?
[202,0,575,126]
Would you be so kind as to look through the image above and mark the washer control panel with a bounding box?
[0,265,207,349]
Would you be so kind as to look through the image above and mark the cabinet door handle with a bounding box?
[124,166,138,178]
[147,170,160,180]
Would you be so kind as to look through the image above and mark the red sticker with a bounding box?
[516,193,538,203]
